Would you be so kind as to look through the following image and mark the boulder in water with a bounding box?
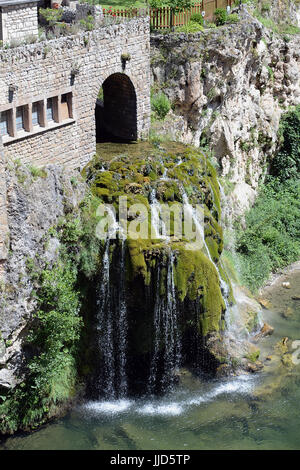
[253,322,274,341]
[258,298,272,310]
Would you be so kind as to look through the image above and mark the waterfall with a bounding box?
[160,157,182,181]
[95,163,231,399]
[117,239,128,396]
[162,251,181,390]
[149,188,168,240]
[97,239,116,398]
[149,251,181,393]
[181,188,212,261]
[96,216,128,398]
[181,187,231,317]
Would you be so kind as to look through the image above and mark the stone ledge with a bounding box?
[0,0,38,6]
[2,118,76,145]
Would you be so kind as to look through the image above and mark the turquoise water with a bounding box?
[1,267,299,450]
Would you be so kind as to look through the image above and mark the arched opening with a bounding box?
[95,73,137,142]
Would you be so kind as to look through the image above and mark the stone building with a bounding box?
[0,12,151,273]
[0,17,151,168]
[0,0,39,44]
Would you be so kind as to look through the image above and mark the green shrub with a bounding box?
[227,13,239,23]
[39,8,63,26]
[28,165,47,179]
[0,258,82,433]
[79,15,95,31]
[214,8,227,26]
[235,179,300,291]
[190,13,204,25]
[151,92,171,120]
[261,1,271,12]
[270,105,300,181]
[176,20,204,33]
[232,101,300,292]
[281,25,300,35]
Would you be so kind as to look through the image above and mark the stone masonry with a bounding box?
[0,16,151,272]
[0,17,151,168]
[0,0,39,43]
[0,136,8,275]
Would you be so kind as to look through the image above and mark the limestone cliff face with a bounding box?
[266,0,300,27]
[0,163,85,390]
[150,7,300,213]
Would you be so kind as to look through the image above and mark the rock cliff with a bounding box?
[150,6,300,214]
[0,162,85,391]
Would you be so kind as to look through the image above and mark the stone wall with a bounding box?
[0,136,8,279]
[0,11,2,40]
[0,1,39,43]
[0,17,151,168]
[62,3,104,24]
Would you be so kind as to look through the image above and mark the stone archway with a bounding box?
[95,73,137,142]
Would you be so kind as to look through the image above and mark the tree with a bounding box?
[149,0,193,30]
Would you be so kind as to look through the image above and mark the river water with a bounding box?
[1,265,299,450]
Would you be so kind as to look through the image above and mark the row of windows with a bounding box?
[0,93,72,138]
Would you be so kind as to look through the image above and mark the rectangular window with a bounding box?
[0,111,8,136]
[32,102,40,126]
[46,98,54,122]
[16,107,25,131]
[16,106,25,131]
[61,93,71,120]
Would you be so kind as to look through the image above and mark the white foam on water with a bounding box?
[81,376,255,418]
[185,396,208,406]
[83,399,132,415]
[138,402,183,416]
[208,381,248,397]
[185,375,254,407]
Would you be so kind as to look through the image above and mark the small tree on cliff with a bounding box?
[149,0,193,30]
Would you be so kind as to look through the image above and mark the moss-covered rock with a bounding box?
[84,142,231,379]
[173,245,225,336]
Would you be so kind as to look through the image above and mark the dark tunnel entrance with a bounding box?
[95,73,138,142]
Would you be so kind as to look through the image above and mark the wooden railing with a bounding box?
[103,1,233,28]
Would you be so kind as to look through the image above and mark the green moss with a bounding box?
[85,142,229,337]
[245,311,260,333]
[94,187,111,199]
[126,238,149,282]
[173,246,225,336]
[281,353,294,369]
[205,236,221,263]
[245,350,260,363]
[217,259,234,305]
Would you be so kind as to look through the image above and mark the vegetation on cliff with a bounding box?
[234,105,300,291]
[0,194,101,434]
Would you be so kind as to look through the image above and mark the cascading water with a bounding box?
[95,154,231,399]
[154,161,231,330]
[96,239,116,398]
[218,182,263,337]
[149,188,168,240]
[149,251,181,394]
[117,239,128,397]
[181,186,231,320]
[96,215,128,398]
[181,188,209,258]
